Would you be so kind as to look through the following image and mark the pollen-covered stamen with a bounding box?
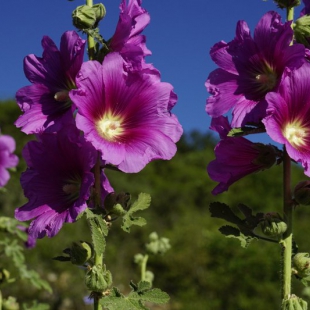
[96,113,123,142]
[284,122,307,148]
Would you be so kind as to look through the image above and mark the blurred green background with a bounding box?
[1,100,310,310]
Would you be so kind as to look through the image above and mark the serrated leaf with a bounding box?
[129,289,170,304]
[209,202,243,225]
[137,281,152,292]
[100,284,169,310]
[121,193,151,233]
[219,225,255,248]
[85,209,109,256]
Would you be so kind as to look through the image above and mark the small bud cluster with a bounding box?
[72,3,106,30]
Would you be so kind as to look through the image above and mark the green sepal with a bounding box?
[282,295,308,310]
[85,265,112,292]
[121,193,151,233]
[227,124,265,137]
[294,15,310,47]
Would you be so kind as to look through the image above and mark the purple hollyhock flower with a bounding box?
[15,31,85,134]
[207,116,278,195]
[263,62,310,176]
[0,135,19,187]
[15,126,113,241]
[206,11,305,127]
[109,0,151,70]
[70,52,182,173]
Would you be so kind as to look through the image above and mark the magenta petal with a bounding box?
[71,52,182,173]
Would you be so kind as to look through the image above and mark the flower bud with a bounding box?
[282,294,308,310]
[294,15,310,47]
[2,296,19,310]
[146,232,171,255]
[145,271,154,284]
[251,144,277,169]
[70,241,93,265]
[294,180,310,206]
[134,253,144,265]
[274,0,301,9]
[85,265,112,292]
[260,213,287,239]
[92,4,106,22]
[293,253,310,279]
[72,5,97,30]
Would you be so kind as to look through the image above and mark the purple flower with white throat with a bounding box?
[263,62,310,176]
[109,0,151,70]
[206,11,305,127]
[15,31,85,134]
[207,116,278,195]
[70,52,182,173]
[0,134,19,187]
[15,126,113,241]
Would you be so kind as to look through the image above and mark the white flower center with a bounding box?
[284,123,307,148]
[96,115,123,141]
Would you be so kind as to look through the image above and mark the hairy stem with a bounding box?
[281,7,295,303]
[141,254,149,282]
[86,0,95,60]
[281,147,293,301]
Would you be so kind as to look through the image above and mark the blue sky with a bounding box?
[0,0,303,134]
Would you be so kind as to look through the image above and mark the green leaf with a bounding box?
[22,301,50,310]
[85,208,109,257]
[209,202,243,225]
[219,225,256,248]
[121,193,151,233]
[100,282,169,310]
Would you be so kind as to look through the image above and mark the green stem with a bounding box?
[281,147,293,301]
[281,7,294,303]
[141,254,149,281]
[86,0,95,60]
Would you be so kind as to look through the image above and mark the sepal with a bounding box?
[260,213,287,239]
[85,265,112,292]
[294,181,310,205]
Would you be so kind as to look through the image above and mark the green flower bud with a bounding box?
[293,253,310,279]
[294,15,310,47]
[282,294,308,310]
[92,4,106,22]
[70,241,93,265]
[274,0,301,9]
[145,271,154,284]
[294,180,310,205]
[134,253,144,265]
[2,296,19,310]
[72,5,97,30]
[85,265,112,292]
[260,213,287,239]
[146,232,171,255]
